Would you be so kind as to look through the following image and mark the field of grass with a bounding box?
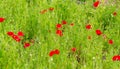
[0,0,120,69]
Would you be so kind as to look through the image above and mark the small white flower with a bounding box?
[84,65,86,68]
[93,57,95,60]
[49,57,53,62]
[30,53,32,57]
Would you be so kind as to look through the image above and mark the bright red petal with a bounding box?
[96,29,102,35]
[93,1,100,8]
[86,24,91,29]
[56,30,63,36]
[71,48,76,52]
[7,31,14,36]
[109,39,113,45]
[24,42,30,48]
[0,17,5,22]
[56,24,62,28]
[49,50,55,57]
[54,49,60,55]
[18,31,24,37]
[62,20,67,25]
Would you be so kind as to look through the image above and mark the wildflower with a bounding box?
[40,9,47,14]
[24,42,30,48]
[112,56,117,61]
[71,48,76,52]
[7,31,14,36]
[15,38,21,42]
[109,39,113,44]
[93,1,100,8]
[96,29,102,35]
[49,7,54,11]
[113,12,117,16]
[112,55,120,61]
[54,49,60,55]
[56,30,63,36]
[17,31,24,37]
[49,50,55,57]
[70,23,74,26]
[56,24,62,29]
[62,20,67,25]
[12,35,19,39]
[88,36,91,40]
[0,17,5,22]
[49,49,60,57]
[86,24,91,30]
[12,35,21,42]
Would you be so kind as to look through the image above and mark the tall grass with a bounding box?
[0,0,120,69]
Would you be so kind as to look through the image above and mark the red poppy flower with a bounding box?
[86,24,91,30]
[88,36,91,40]
[0,17,5,22]
[15,38,21,42]
[96,29,102,35]
[71,48,76,52]
[56,30,62,34]
[12,35,19,39]
[112,55,120,61]
[56,30,63,36]
[109,39,113,44]
[7,31,14,36]
[40,9,47,14]
[93,1,100,8]
[49,50,54,57]
[18,31,24,37]
[54,49,60,55]
[56,24,62,28]
[113,12,117,16]
[24,42,30,48]
[49,49,60,57]
[49,7,54,11]
[62,20,67,25]
[12,35,21,42]
[70,23,74,26]
[112,56,117,61]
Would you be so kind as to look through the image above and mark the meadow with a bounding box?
[0,0,120,69]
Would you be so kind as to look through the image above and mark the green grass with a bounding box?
[0,0,120,69]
